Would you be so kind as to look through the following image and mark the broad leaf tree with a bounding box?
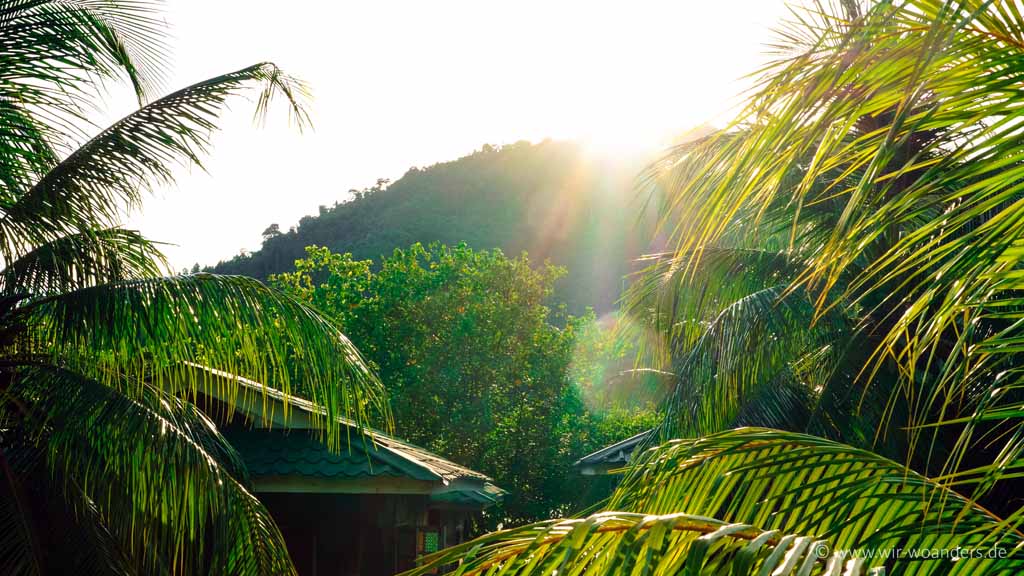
[272,243,657,526]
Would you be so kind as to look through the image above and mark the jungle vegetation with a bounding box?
[212,141,654,314]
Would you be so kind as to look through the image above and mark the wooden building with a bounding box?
[191,366,502,576]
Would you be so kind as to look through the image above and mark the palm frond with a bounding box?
[52,482,148,576]
[621,248,801,361]
[0,439,43,576]
[623,247,852,441]
[0,62,310,259]
[609,428,1024,575]
[0,228,166,295]
[0,0,169,200]
[18,273,390,444]
[401,511,875,576]
[659,285,848,440]
[0,99,60,206]
[10,464,142,576]
[1,398,139,576]
[641,0,1024,497]
[0,0,168,99]
[7,365,294,575]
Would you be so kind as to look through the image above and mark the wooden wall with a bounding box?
[258,492,478,576]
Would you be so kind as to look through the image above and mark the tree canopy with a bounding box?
[272,242,657,525]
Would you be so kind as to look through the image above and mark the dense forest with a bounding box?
[211,140,656,313]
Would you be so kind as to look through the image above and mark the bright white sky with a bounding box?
[121,0,791,270]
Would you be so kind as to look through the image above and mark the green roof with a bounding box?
[187,364,503,504]
[574,429,653,476]
[223,429,439,481]
[222,426,495,487]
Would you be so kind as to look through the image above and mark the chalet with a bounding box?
[189,366,502,576]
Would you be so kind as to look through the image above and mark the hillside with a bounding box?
[210,140,658,312]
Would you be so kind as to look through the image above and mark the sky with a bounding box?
[120,0,792,270]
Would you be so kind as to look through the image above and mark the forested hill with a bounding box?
[210,140,658,312]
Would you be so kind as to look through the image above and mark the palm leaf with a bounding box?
[638,0,1024,499]
[0,99,60,206]
[621,248,801,361]
[400,511,876,576]
[17,273,390,444]
[0,228,166,295]
[609,428,1024,575]
[0,62,310,259]
[0,438,43,576]
[0,0,168,200]
[409,429,1024,574]
[1,395,142,576]
[0,0,167,99]
[7,365,294,575]
[623,248,856,443]
[660,285,846,439]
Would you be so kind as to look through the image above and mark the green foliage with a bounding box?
[272,243,656,525]
[405,511,872,576]
[620,0,1024,520]
[0,2,384,574]
[9,367,293,575]
[611,429,1024,570]
[2,61,308,259]
[217,142,654,313]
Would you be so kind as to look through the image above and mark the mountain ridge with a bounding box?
[210,140,657,313]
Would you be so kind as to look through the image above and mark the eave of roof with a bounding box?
[430,481,505,506]
[574,429,654,469]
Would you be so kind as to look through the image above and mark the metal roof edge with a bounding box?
[574,428,654,466]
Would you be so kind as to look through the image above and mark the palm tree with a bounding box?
[403,0,1024,573]
[0,2,388,574]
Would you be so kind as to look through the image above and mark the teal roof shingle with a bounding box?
[223,429,428,480]
[186,363,503,502]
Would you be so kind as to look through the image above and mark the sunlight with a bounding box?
[578,125,668,157]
